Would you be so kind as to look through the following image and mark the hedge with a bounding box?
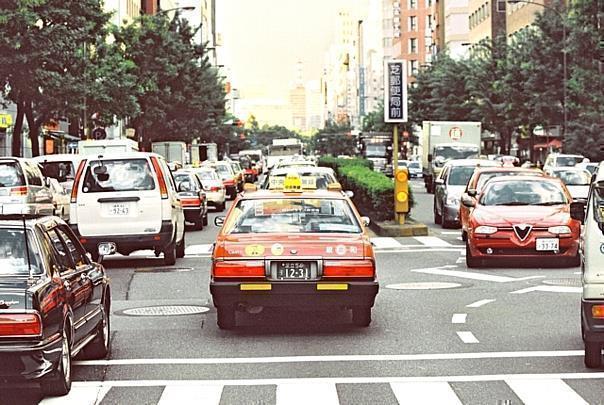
[318,156,414,222]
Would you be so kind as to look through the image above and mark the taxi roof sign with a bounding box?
[269,175,317,191]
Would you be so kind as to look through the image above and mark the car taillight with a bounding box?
[181,197,201,207]
[0,313,42,337]
[70,159,87,203]
[211,186,221,192]
[213,260,265,278]
[323,260,375,278]
[10,186,28,196]
[150,157,168,199]
[223,179,235,186]
[592,305,604,319]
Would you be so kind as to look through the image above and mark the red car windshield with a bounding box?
[480,180,567,206]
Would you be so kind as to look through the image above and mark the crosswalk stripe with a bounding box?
[39,385,109,405]
[370,237,403,249]
[157,384,223,405]
[505,378,589,405]
[390,381,463,405]
[414,236,452,247]
[276,382,339,405]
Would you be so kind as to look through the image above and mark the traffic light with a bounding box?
[394,167,409,213]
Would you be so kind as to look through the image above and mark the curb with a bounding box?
[369,218,429,237]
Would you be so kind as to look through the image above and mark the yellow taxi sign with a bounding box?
[243,183,257,192]
[327,182,342,191]
[269,175,317,190]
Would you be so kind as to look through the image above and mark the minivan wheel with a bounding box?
[585,341,602,368]
[41,323,72,396]
[176,232,186,258]
[164,239,177,265]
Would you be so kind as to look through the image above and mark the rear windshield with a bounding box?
[39,161,76,182]
[0,161,25,188]
[556,156,583,167]
[225,198,361,234]
[213,164,232,175]
[481,180,567,206]
[83,159,155,193]
[195,170,218,180]
[553,170,591,186]
[0,229,42,275]
[447,166,476,186]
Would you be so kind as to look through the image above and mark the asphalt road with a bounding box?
[3,179,602,405]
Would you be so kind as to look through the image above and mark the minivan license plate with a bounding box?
[110,203,129,216]
[275,262,310,279]
[536,238,559,251]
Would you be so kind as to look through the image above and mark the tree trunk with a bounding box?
[24,103,41,157]
[11,103,24,157]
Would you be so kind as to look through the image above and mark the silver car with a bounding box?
[0,158,54,216]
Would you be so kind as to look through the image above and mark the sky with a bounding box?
[216,0,341,100]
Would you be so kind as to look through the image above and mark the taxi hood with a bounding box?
[0,279,30,310]
[473,205,571,227]
[215,234,371,259]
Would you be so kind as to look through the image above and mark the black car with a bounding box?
[0,215,111,397]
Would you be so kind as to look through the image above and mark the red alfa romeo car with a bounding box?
[464,176,582,268]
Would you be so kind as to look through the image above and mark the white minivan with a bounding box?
[69,152,185,265]
[581,161,604,368]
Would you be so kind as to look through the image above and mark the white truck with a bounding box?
[421,121,482,193]
[266,138,304,170]
[152,141,187,165]
[190,142,218,165]
[78,139,139,155]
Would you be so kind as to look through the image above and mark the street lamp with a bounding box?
[507,0,568,143]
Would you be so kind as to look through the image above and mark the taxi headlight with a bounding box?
[548,225,571,234]
[475,225,497,235]
[446,194,460,206]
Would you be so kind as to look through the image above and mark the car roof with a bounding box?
[82,152,162,160]
[269,166,335,175]
[31,154,83,163]
[240,189,347,200]
[445,159,500,167]
[0,215,62,229]
[474,167,542,174]
[486,175,562,185]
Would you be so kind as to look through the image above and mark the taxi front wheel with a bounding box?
[217,306,236,329]
[352,307,372,327]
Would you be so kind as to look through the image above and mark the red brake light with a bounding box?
[71,159,87,203]
[0,313,42,337]
[10,186,28,196]
[223,179,235,186]
[323,260,375,278]
[150,157,168,199]
[213,260,265,278]
[210,186,221,192]
[181,197,202,207]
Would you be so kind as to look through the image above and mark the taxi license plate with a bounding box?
[109,203,129,216]
[275,262,310,279]
[536,238,559,251]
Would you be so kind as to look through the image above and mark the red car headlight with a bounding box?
[474,225,497,235]
[548,225,571,235]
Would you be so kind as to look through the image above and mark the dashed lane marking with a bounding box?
[457,331,480,344]
[466,299,495,308]
[412,266,545,284]
[452,314,467,324]
[511,285,582,294]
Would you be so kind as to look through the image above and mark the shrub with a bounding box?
[318,156,373,171]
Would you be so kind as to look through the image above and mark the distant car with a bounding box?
[433,159,501,228]
[182,167,226,212]
[463,176,581,268]
[47,177,70,221]
[202,161,238,200]
[0,157,54,216]
[33,154,84,195]
[0,215,110,397]
[542,153,586,172]
[210,176,378,329]
[576,161,598,176]
[174,171,208,230]
[547,167,592,202]
[229,161,245,191]
[407,161,422,178]
[69,152,185,265]
[459,167,544,241]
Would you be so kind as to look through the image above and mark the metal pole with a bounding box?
[562,23,567,143]
[393,124,399,223]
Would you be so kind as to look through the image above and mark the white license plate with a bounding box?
[109,203,129,216]
[536,238,559,251]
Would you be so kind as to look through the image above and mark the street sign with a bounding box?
[0,114,12,129]
[384,60,408,123]
[448,127,463,141]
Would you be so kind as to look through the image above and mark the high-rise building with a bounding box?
[104,0,141,25]
[140,0,178,15]
[441,0,471,59]
[506,0,553,38]
[468,0,506,45]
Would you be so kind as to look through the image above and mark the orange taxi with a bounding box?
[210,174,379,329]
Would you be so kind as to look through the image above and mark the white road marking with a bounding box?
[158,384,223,405]
[376,248,465,254]
[457,331,480,344]
[506,378,588,405]
[466,299,495,308]
[455,257,465,264]
[39,385,109,405]
[451,313,467,324]
[370,237,404,249]
[391,381,463,405]
[412,266,544,283]
[414,236,452,247]
[276,382,339,405]
[440,231,460,235]
[74,349,585,367]
[184,244,214,255]
[68,371,604,387]
[511,286,582,294]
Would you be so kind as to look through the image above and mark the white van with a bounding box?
[69,152,185,265]
[581,161,604,368]
[33,153,84,194]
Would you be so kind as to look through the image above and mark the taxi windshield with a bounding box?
[225,198,362,234]
[0,228,42,275]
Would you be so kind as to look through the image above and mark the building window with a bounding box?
[409,38,418,53]
[427,0,432,7]
[409,0,417,9]
[409,16,417,31]
[426,14,432,29]
[409,60,418,76]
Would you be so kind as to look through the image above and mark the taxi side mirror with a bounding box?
[214,216,225,227]
[570,201,585,223]
[344,190,354,198]
[467,189,477,197]
[461,195,476,208]
[361,216,370,227]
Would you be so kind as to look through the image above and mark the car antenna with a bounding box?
[21,214,34,284]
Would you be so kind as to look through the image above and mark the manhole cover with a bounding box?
[121,305,210,316]
[135,267,193,273]
[386,282,462,290]
[542,278,581,287]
